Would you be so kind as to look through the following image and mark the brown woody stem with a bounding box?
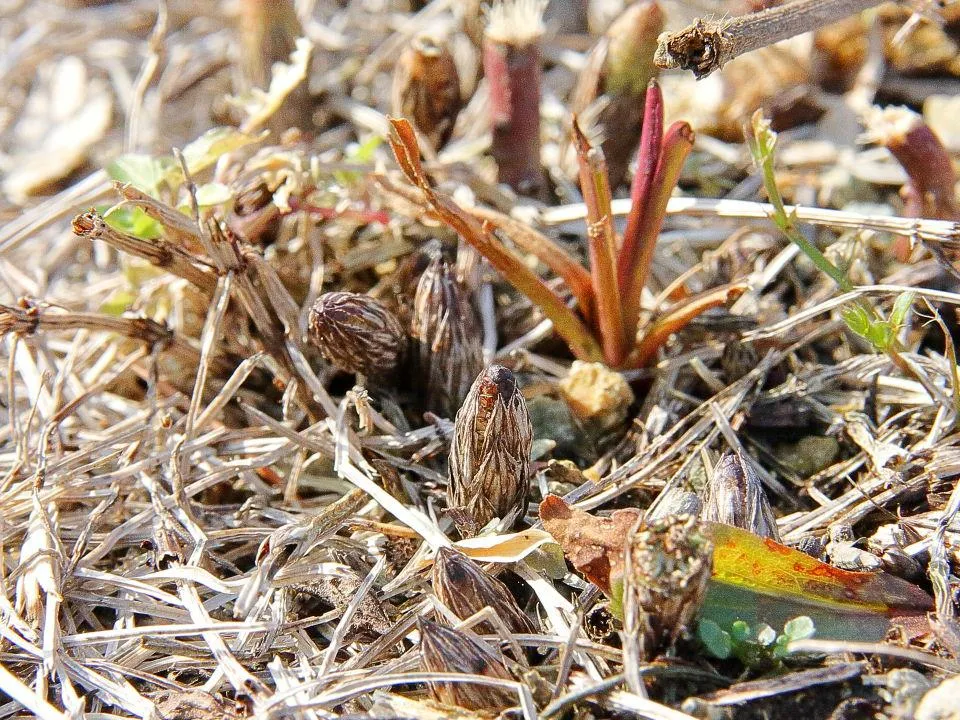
[72,210,218,294]
[654,0,882,78]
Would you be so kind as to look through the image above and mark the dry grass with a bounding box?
[1,1,960,718]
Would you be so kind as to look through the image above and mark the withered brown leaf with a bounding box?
[538,495,640,594]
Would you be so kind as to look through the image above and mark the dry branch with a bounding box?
[654,0,883,78]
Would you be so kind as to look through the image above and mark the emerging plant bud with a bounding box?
[392,34,462,151]
[702,450,780,541]
[570,0,665,187]
[484,0,547,194]
[448,365,533,536]
[432,547,537,634]
[308,291,407,378]
[417,617,515,711]
[621,514,712,659]
[862,105,959,260]
[411,248,484,417]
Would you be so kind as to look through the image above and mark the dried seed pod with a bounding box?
[622,514,712,659]
[392,34,462,151]
[308,291,407,378]
[417,617,515,711]
[411,249,484,417]
[432,547,537,634]
[702,450,780,541]
[448,365,533,536]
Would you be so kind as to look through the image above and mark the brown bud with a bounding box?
[418,617,515,711]
[432,547,537,634]
[308,291,407,378]
[622,514,712,659]
[391,34,462,151]
[411,248,484,417]
[702,450,780,541]
[448,365,533,536]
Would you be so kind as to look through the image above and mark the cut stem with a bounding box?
[484,0,547,194]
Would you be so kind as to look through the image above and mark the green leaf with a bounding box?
[730,620,751,644]
[347,134,383,163]
[99,289,137,316]
[180,127,265,176]
[101,205,162,240]
[890,291,915,330]
[227,37,312,131]
[107,154,176,197]
[193,182,234,208]
[783,616,815,641]
[609,577,624,621]
[698,620,732,659]
[755,623,777,646]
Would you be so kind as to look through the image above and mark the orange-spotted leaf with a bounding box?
[540,496,933,642]
[705,522,932,616]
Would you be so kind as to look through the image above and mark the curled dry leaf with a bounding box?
[538,494,641,595]
[541,495,933,637]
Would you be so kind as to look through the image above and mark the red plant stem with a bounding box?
[484,36,544,194]
[468,206,596,322]
[389,118,603,362]
[889,123,959,221]
[628,283,747,368]
[620,118,695,344]
[618,81,664,337]
[573,119,625,366]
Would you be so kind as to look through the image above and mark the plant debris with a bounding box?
[1,1,960,718]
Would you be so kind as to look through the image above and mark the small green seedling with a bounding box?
[698,615,815,668]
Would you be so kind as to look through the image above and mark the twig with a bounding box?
[539,196,960,244]
[71,210,218,294]
[654,0,883,78]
